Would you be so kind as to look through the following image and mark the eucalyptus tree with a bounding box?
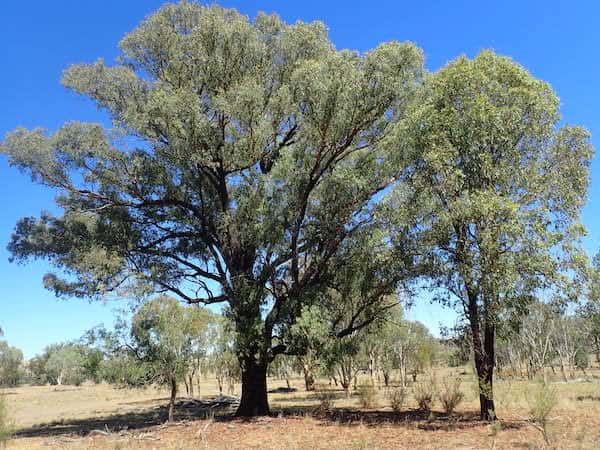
[1,2,423,416]
[0,342,23,387]
[581,252,600,361]
[131,296,212,422]
[390,51,593,420]
[287,305,328,391]
[579,301,600,363]
[210,315,240,396]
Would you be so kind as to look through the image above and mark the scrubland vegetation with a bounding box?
[2,301,600,448]
[0,1,599,448]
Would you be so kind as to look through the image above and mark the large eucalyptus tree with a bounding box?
[1,2,422,415]
[389,51,593,420]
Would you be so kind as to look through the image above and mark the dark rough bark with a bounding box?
[474,352,495,421]
[168,376,177,423]
[236,357,269,417]
[383,371,390,387]
[469,298,496,420]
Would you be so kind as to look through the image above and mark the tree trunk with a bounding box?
[474,355,495,421]
[303,364,315,391]
[560,360,568,382]
[188,374,194,397]
[341,382,351,397]
[168,376,177,423]
[236,357,269,417]
[467,290,497,421]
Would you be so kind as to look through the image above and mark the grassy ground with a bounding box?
[2,369,600,449]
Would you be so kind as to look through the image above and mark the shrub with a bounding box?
[528,381,557,446]
[0,394,12,448]
[357,384,378,409]
[414,381,436,412]
[388,386,406,413]
[438,378,464,415]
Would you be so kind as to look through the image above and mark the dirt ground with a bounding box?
[3,372,600,449]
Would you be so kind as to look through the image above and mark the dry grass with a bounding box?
[3,368,600,449]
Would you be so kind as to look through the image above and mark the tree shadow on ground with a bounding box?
[276,406,528,432]
[16,399,237,438]
[271,391,347,405]
[16,397,527,439]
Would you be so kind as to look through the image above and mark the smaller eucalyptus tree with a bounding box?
[130,296,213,422]
[391,50,593,419]
[209,316,240,396]
[0,342,23,387]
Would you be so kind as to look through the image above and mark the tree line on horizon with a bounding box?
[0,1,597,420]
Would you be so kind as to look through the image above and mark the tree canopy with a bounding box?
[388,51,593,419]
[1,2,594,421]
[1,2,423,416]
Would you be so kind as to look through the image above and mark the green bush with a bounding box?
[527,381,557,446]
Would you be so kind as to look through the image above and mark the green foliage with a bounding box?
[574,347,589,371]
[130,296,213,387]
[1,2,593,419]
[0,1,424,415]
[0,342,23,387]
[441,323,472,367]
[210,316,240,395]
[98,353,150,387]
[579,297,600,362]
[390,50,593,419]
[369,306,437,385]
[527,381,558,446]
[45,345,85,386]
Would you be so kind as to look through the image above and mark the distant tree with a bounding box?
[98,353,149,387]
[27,354,49,385]
[580,252,600,362]
[130,296,212,422]
[323,334,363,397]
[364,306,436,387]
[79,346,104,384]
[579,301,600,363]
[45,345,85,386]
[1,2,423,416]
[440,322,472,368]
[391,51,592,419]
[512,302,556,380]
[270,354,295,390]
[406,322,437,383]
[551,311,586,381]
[210,316,240,396]
[287,305,329,391]
[0,342,23,387]
[591,251,600,302]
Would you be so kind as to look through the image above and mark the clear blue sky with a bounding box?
[1,1,599,359]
